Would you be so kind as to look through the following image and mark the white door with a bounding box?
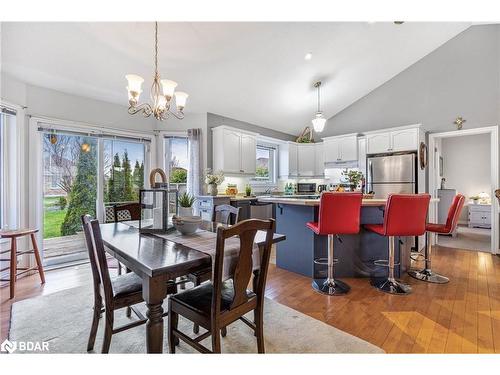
[366,133,391,154]
[240,134,256,174]
[339,136,358,161]
[288,143,298,176]
[323,138,340,163]
[314,143,325,177]
[222,130,241,173]
[391,128,418,152]
[297,145,315,177]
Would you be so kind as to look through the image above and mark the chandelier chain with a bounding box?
[154,21,159,76]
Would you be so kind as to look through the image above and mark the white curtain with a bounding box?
[187,128,203,197]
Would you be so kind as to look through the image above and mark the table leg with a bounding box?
[142,275,168,353]
[9,238,17,299]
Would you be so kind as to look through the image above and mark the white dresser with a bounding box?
[468,204,491,229]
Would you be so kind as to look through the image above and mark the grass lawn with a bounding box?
[43,197,67,239]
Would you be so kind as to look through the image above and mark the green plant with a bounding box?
[170,168,187,183]
[255,166,269,177]
[296,136,313,143]
[178,192,195,208]
[470,195,480,200]
[245,184,252,196]
[342,169,364,188]
[57,196,67,210]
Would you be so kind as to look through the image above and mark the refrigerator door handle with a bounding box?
[368,159,373,191]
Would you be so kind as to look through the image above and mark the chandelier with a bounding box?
[311,81,326,132]
[126,22,188,121]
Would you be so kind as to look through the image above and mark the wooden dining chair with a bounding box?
[81,215,176,353]
[113,202,141,222]
[186,204,241,333]
[213,204,240,225]
[168,218,276,354]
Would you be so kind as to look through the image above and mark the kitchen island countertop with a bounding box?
[257,196,439,206]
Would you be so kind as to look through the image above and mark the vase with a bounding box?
[208,183,218,196]
[178,206,193,217]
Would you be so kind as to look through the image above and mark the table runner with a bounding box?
[155,229,260,280]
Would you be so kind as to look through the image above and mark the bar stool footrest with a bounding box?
[313,257,339,266]
[408,269,449,284]
[409,252,425,262]
[373,259,400,267]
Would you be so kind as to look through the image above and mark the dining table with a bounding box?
[99,220,286,353]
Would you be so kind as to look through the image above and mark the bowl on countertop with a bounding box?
[172,215,202,235]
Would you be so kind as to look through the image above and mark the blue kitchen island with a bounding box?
[257,196,415,279]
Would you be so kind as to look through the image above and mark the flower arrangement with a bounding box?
[204,169,225,185]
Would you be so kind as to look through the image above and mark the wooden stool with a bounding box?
[0,228,45,299]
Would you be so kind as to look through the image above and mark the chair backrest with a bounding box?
[81,215,101,298]
[443,194,466,233]
[212,219,275,315]
[213,204,240,225]
[113,202,141,222]
[82,216,114,307]
[316,192,363,235]
[383,194,431,236]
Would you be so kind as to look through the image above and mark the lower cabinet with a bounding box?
[468,204,491,229]
[194,196,231,221]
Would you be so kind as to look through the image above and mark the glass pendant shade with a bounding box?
[125,74,144,93]
[312,112,326,132]
[174,91,189,110]
[161,79,178,99]
[157,95,167,110]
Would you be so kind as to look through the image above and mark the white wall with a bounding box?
[441,133,491,222]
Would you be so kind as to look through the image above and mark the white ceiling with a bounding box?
[1,22,471,135]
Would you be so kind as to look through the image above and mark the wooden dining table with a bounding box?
[99,220,286,353]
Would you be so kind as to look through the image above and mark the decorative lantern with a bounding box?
[139,189,178,233]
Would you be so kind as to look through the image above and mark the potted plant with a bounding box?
[204,169,225,196]
[178,192,196,216]
[342,170,364,191]
[470,195,480,204]
[245,184,252,197]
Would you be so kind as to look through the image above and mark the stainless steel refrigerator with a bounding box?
[366,153,416,198]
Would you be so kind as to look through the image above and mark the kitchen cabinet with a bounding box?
[212,126,258,175]
[194,196,231,221]
[468,204,491,229]
[322,134,358,163]
[314,142,325,177]
[279,142,298,177]
[365,127,419,154]
[297,144,315,177]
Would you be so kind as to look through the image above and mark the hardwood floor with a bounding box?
[1,246,499,353]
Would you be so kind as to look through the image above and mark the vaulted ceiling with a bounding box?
[1,22,471,134]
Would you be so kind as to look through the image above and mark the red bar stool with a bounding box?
[365,194,430,295]
[409,193,465,284]
[306,192,363,295]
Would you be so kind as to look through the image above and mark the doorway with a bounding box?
[428,126,499,254]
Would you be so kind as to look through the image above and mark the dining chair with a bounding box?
[186,204,241,333]
[112,202,140,275]
[168,218,276,354]
[81,215,176,353]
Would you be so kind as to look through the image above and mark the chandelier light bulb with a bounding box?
[125,74,144,94]
[161,79,178,100]
[174,91,189,111]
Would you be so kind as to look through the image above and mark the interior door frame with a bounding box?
[28,116,155,266]
[428,125,499,254]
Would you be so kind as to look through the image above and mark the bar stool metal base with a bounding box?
[371,277,412,295]
[312,278,350,296]
[408,269,449,284]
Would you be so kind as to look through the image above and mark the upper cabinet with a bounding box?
[279,141,324,178]
[212,126,258,175]
[314,142,325,177]
[365,126,420,154]
[297,144,316,177]
[322,134,358,164]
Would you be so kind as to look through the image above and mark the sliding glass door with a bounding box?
[39,126,150,267]
[42,133,98,266]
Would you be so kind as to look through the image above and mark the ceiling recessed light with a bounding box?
[304,53,312,61]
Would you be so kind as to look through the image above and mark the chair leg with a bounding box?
[9,238,17,299]
[168,303,178,354]
[211,328,221,353]
[408,232,449,284]
[87,296,102,352]
[193,277,201,334]
[101,310,113,354]
[255,306,265,354]
[117,261,122,275]
[372,236,412,295]
[30,233,45,284]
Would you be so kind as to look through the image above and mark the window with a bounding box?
[0,113,4,229]
[164,136,188,185]
[0,107,18,230]
[253,143,277,185]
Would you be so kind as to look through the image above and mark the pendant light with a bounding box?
[311,81,326,132]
